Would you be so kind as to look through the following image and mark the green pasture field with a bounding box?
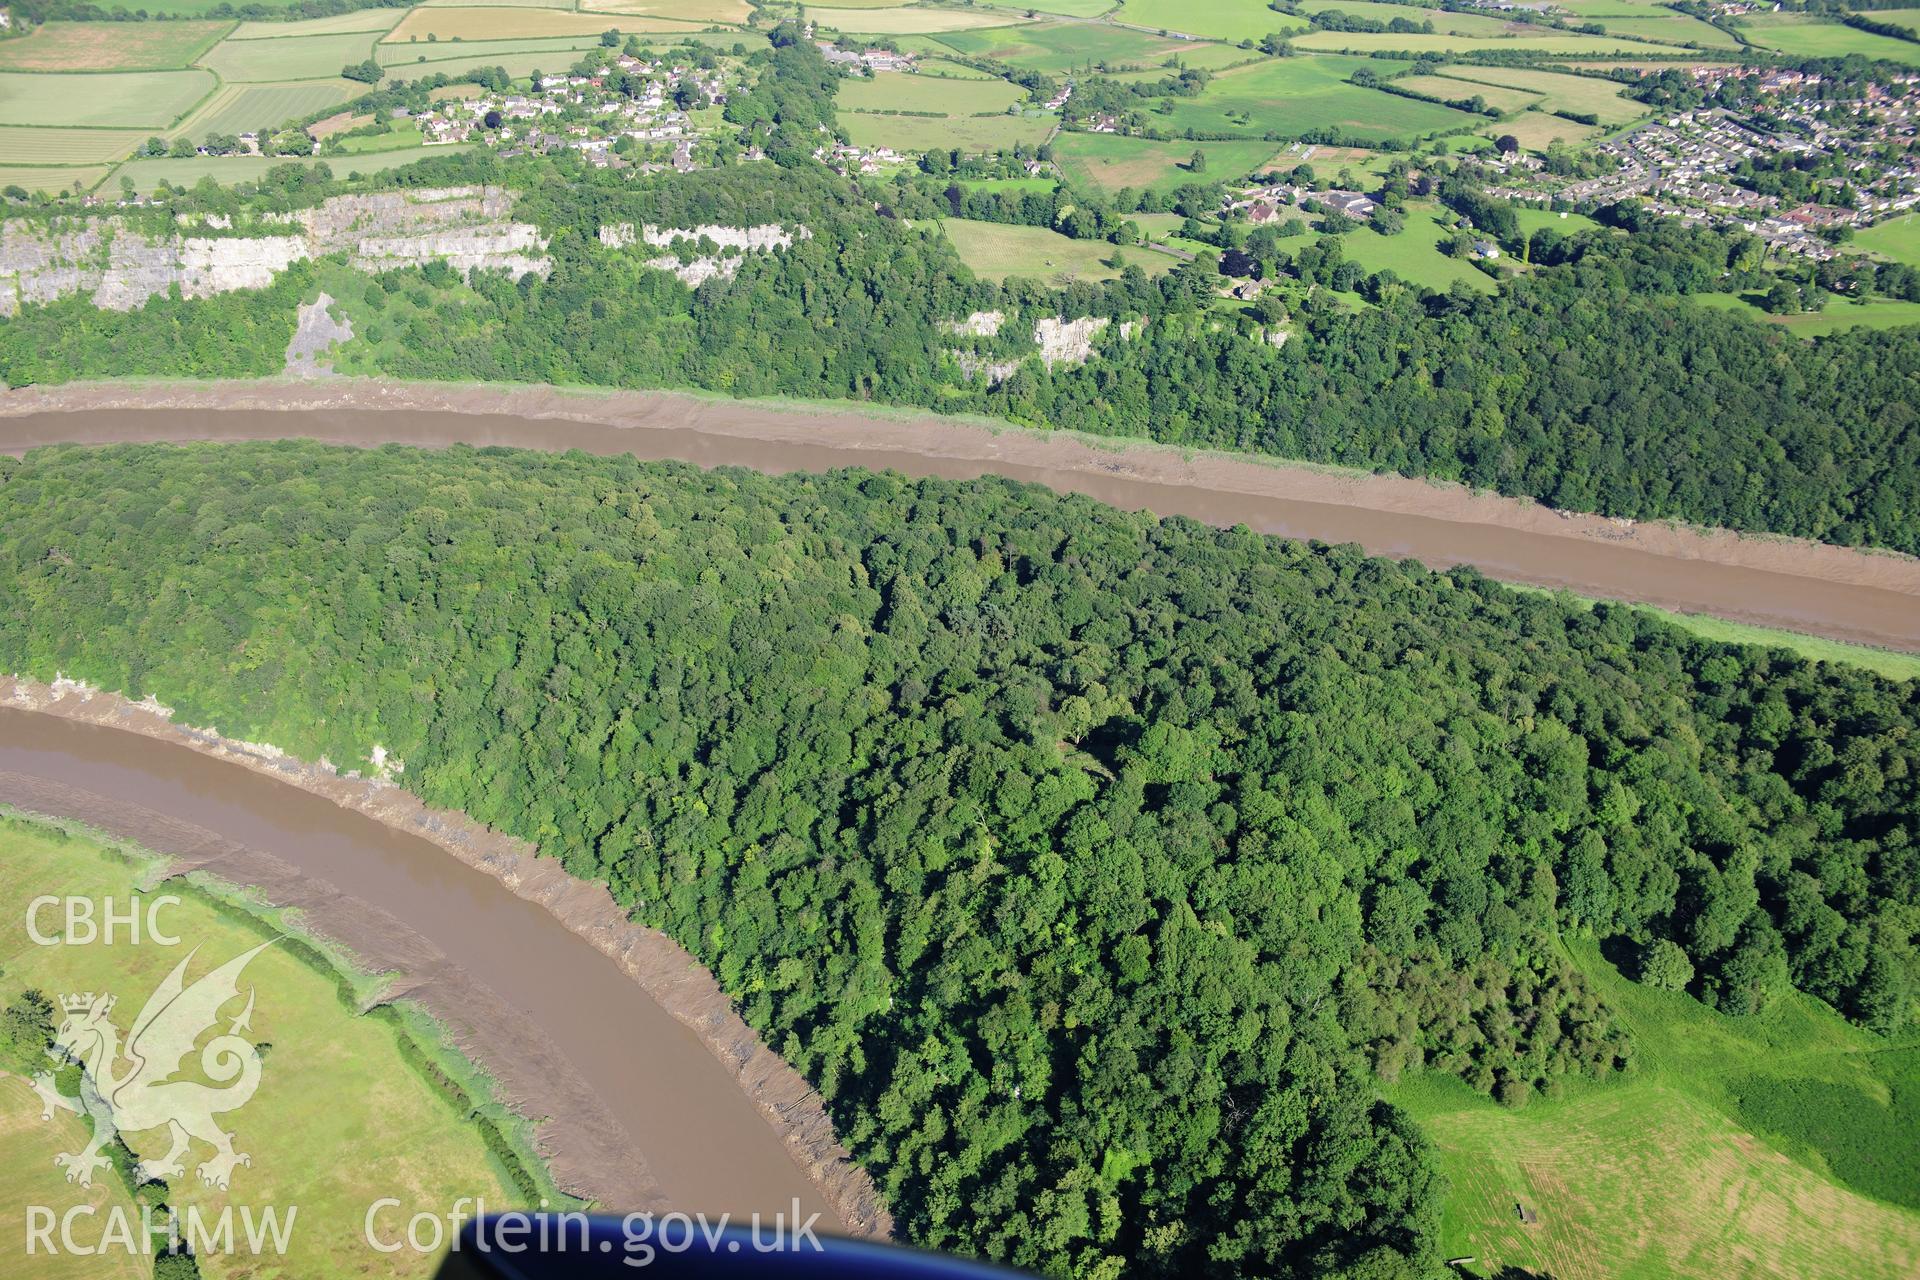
[1300,1,1519,38]
[231,10,409,38]
[915,56,997,78]
[1692,290,1920,337]
[0,163,111,193]
[1485,111,1600,151]
[376,35,606,67]
[805,6,1033,34]
[418,0,579,7]
[841,110,1051,151]
[840,71,1026,114]
[1736,12,1920,63]
[1115,0,1303,41]
[1052,132,1285,192]
[1395,937,1920,1280]
[1320,202,1496,292]
[1874,8,1920,33]
[943,216,1174,281]
[1437,65,1647,124]
[198,31,384,82]
[1097,40,1263,75]
[0,817,521,1280]
[1512,205,1601,237]
[1393,72,1538,110]
[0,20,232,71]
[337,121,428,151]
[1589,12,1741,47]
[958,175,1057,194]
[0,69,214,128]
[0,126,146,165]
[937,21,1214,73]
[1157,55,1477,142]
[113,142,475,193]
[1290,28,1691,54]
[374,49,578,81]
[1856,213,1920,268]
[173,80,358,142]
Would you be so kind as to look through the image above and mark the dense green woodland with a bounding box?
[4,443,1916,1278]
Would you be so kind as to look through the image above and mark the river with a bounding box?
[0,705,850,1230]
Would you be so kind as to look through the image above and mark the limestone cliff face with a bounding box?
[0,186,550,315]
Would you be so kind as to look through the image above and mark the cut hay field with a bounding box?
[1486,111,1601,150]
[943,216,1174,280]
[1440,64,1647,124]
[582,0,757,21]
[0,163,111,192]
[1116,0,1302,41]
[230,9,409,38]
[1393,72,1539,111]
[1395,939,1920,1280]
[0,69,214,128]
[810,6,1034,34]
[1320,202,1495,292]
[1158,54,1476,142]
[0,20,232,71]
[1003,0,1117,14]
[937,21,1216,73]
[197,31,384,82]
[387,6,710,41]
[1290,28,1691,54]
[842,110,1051,151]
[0,816,521,1280]
[0,1077,146,1280]
[174,80,358,140]
[1856,213,1920,269]
[0,126,146,165]
[1053,131,1284,192]
[839,71,1027,114]
[1736,12,1920,63]
[377,34,605,67]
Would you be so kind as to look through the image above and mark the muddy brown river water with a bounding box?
[0,707,845,1229]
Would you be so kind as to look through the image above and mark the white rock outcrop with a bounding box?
[940,309,1004,338]
[0,186,550,315]
[599,221,807,289]
[1034,315,1109,370]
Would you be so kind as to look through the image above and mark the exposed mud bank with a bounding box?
[0,676,890,1240]
[3,377,1917,651]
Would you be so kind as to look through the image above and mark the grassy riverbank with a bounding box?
[0,810,565,1277]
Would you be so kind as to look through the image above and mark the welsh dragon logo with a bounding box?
[30,942,271,1191]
